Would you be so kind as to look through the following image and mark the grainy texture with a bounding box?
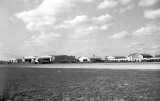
[0,65,160,101]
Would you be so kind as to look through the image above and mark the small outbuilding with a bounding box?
[24,56,38,63]
[38,55,53,63]
[78,57,90,62]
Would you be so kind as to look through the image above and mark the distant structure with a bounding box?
[4,52,160,64]
[90,55,104,62]
[106,56,115,61]
[9,58,17,63]
[106,56,127,62]
[78,57,90,62]
[53,55,76,63]
[38,55,53,63]
[24,56,38,63]
[128,53,153,62]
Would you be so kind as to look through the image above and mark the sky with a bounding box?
[0,0,160,60]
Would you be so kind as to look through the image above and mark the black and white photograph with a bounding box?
[0,0,160,100]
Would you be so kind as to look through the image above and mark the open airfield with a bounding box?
[0,63,160,101]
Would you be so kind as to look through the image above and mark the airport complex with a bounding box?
[3,53,160,64]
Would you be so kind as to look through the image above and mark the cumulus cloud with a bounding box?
[139,0,158,7]
[97,0,131,10]
[0,42,3,48]
[120,0,131,5]
[152,45,160,49]
[0,43,22,60]
[71,24,108,39]
[97,0,118,10]
[68,38,96,44]
[108,31,130,39]
[58,14,113,29]
[64,15,89,25]
[151,45,160,54]
[21,32,61,55]
[126,42,145,48]
[144,8,160,19]
[100,25,108,30]
[91,47,107,52]
[86,25,108,31]
[92,14,113,23]
[133,25,160,36]
[58,15,90,29]
[15,0,95,31]
[120,4,134,12]
[71,27,93,39]
[57,14,112,39]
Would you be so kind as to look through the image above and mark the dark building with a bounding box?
[54,55,76,63]
[90,56,104,62]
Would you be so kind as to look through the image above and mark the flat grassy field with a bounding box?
[0,64,160,101]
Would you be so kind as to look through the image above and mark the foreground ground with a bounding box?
[0,64,160,101]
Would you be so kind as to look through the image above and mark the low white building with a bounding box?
[38,55,54,63]
[78,57,90,62]
[24,56,38,63]
[106,56,127,62]
[9,58,17,63]
[128,53,153,62]
[106,56,115,61]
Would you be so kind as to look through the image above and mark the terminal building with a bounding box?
[128,53,153,62]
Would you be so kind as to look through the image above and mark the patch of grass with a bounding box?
[0,67,160,101]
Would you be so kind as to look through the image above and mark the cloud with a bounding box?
[64,15,89,25]
[91,47,108,52]
[152,45,160,49]
[120,0,131,5]
[144,8,160,19]
[71,25,108,39]
[86,25,108,31]
[92,14,113,23]
[0,43,23,60]
[15,0,95,31]
[126,42,145,48]
[100,25,108,30]
[133,25,160,36]
[21,32,61,55]
[69,47,87,55]
[97,0,131,10]
[58,14,113,29]
[58,15,90,29]
[0,42,3,48]
[57,14,112,39]
[68,38,96,44]
[97,0,118,10]
[150,45,160,54]
[120,4,134,12]
[139,0,158,7]
[32,33,61,46]
[71,27,94,39]
[108,31,130,39]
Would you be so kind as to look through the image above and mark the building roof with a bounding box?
[114,56,126,59]
[140,54,153,58]
[90,56,101,59]
[128,53,139,56]
[128,53,152,58]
